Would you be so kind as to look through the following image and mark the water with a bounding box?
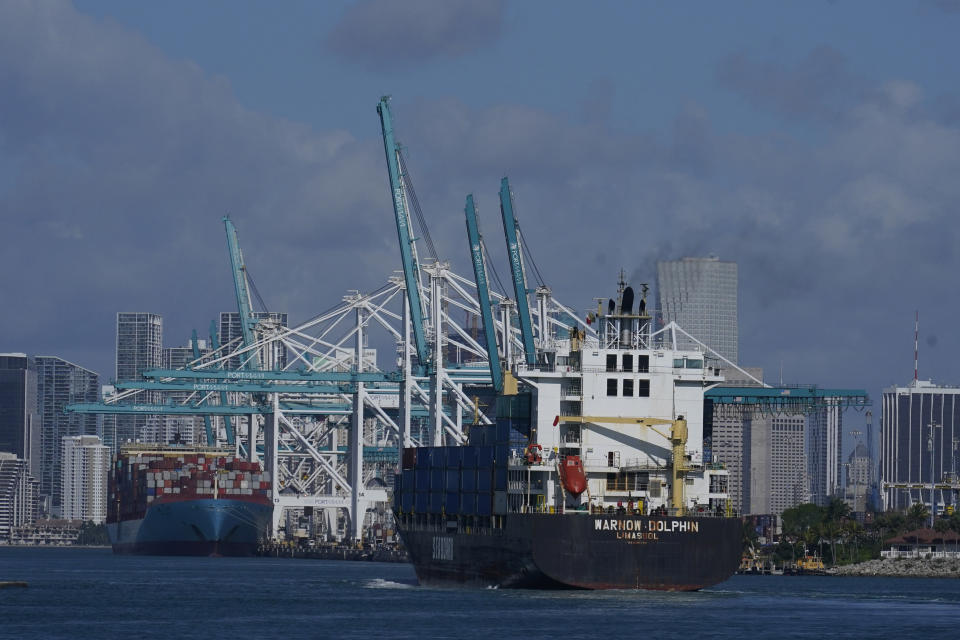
[1,547,957,639]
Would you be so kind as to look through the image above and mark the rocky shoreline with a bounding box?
[828,557,960,578]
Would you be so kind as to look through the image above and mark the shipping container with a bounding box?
[460,492,477,515]
[478,469,492,492]
[477,494,492,516]
[461,469,477,492]
[445,491,460,514]
[415,492,428,512]
[430,492,443,514]
[445,446,463,468]
[415,469,430,492]
[462,446,478,469]
[494,466,508,491]
[445,469,460,491]
[477,446,494,469]
[493,491,508,515]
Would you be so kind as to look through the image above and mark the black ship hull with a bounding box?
[396,513,742,591]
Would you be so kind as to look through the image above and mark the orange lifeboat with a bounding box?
[558,455,587,495]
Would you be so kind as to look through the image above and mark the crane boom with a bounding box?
[223,217,260,371]
[464,194,503,392]
[377,97,429,371]
[499,177,536,366]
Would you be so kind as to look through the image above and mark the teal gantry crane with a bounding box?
[377,96,429,374]
[499,177,536,366]
[464,194,503,393]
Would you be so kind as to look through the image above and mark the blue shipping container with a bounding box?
[430,492,443,514]
[431,469,444,490]
[431,448,445,469]
[401,492,413,512]
[445,469,460,490]
[477,494,492,516]
[494,466,508,491]
[477,446,495,469]
[461,469,477,492]
[415,492,429,512]
[445,447,462,468]
[462,446,478,469]
[495,419,510,443]
[478,469,492,492]
[460,492,477,515]
[445,491,460,513]
[402,469,415,491]
[415,469,430,492]
[415,447,430,468]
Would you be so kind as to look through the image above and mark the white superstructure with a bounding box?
[510,278,730,515]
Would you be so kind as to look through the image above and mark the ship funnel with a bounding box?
[622,286,634,315]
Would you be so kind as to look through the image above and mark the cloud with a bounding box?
[717,46,864,123]
[325,0,505,69]
[0,0,393,377]
[379,79,960,392]
[2,1,959,406]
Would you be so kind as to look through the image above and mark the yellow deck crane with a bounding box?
[554,415,689,514]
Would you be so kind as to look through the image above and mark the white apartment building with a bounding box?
[61,435,109,524]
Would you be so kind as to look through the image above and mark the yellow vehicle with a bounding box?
[797,555,825,570]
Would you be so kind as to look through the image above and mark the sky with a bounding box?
[3,0,960,440]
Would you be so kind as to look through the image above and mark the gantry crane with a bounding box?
[498,177,537,366]
[464,194,503,393]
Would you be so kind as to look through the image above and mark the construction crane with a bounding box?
[464,193,503,393]
[498,177,536,367]
[555,415,690,514]
[377,96,429,373]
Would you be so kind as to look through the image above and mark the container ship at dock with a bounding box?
[393,278,742,591]
[107,445,273,557]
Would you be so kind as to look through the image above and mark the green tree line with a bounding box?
[771,498,960,566]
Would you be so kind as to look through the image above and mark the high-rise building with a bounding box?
[61,435,109,524]
[34,356,99,516]
[712,366,808,515]
[881,381,960,512]
[844,442,872,514]
[115,313,163,445]
[0,354,40,477]
[219,311,288,371]
[807,399,842,506]
[159,340,211,445]
[769,415,809,515]
[656,257,738,364]
[0,452,41,539]
[711,367,763,514]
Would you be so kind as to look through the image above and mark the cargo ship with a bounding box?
[393,278,742,590]
[107,445,273,556]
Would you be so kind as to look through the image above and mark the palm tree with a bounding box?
[906,503,929,530]
[826,497,851,523]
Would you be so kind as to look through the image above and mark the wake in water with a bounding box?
[364,578,416,589]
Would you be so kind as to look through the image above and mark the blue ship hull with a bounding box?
[107,498,273,557]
